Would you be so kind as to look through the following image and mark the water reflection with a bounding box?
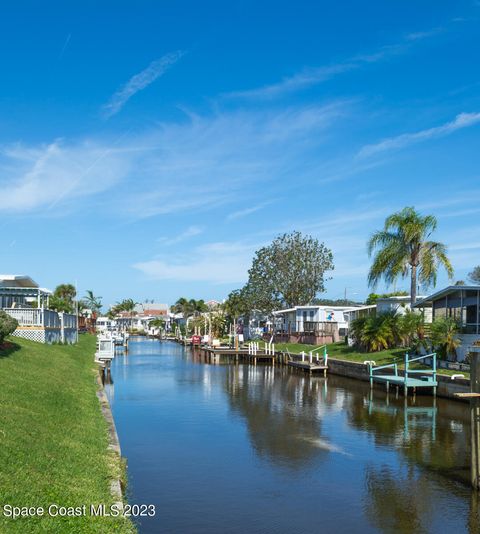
[223,365,332,467]
[106,340,478,534]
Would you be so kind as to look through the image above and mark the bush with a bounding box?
[350,310,427,353]
[351,312,398,352]
[430,317,461,361]
[0,311,18,345]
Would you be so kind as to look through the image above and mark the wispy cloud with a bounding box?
[226,28,440,100]
[114,101,347,218]
[357,112,480,159]
[405,27,443,41]
[59,33,71,60]
[134,241,257,284]
[102,51,184,118]
[0,100,347,216]
[0,139,130,213]
[157,225,204,245]
[226,200,276,221]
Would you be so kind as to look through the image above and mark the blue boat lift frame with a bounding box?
[369,352,437,396]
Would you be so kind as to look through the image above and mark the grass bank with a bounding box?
[0,335,135,533]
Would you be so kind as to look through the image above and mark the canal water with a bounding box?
[105,338,480,533]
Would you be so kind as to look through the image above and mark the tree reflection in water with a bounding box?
[223,364,336,468]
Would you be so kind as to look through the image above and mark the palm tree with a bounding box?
[171,298,208,318]
[84,290,102,315]
[171,297,191,317]
[368,207,453,306]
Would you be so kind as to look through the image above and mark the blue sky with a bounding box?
[1,1,480,308]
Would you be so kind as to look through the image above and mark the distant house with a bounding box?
[0,274,77,344]
[206,299,221,310]
[273,305,363,344]
[96,316,117,333]
[134,303,169,317]
[115,303,170,332]
[345,295,431,323]
[414,285,480,361]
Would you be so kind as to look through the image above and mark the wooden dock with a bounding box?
[195,346,276,365]
[287,360,328,375]
[286,346,329,375]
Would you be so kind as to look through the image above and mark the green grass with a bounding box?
[0,335,135,533]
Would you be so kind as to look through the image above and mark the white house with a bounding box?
[0,274,51,308]
[0,274,77,344]
[96,317,117,333]
[273,305,362,336]
[345,295,432,324]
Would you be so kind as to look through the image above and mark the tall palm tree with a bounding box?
[84,290,102,314]
[368,207,453,306]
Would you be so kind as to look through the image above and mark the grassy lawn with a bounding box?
[0,335,135,533]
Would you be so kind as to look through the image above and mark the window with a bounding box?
[466,304,478,324]
[433,297,447,319]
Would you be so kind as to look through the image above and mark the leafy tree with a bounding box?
[149,318,165,329]
[246,231,334,312]
[0,311,18,345]
[368,207,453,306]
[223,288,251,323]
[190,299,208,316]
[468,266,480,284]
[430,318,461,360]
[311,298,363,306]
[171,298,208,318]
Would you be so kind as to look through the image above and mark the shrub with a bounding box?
[351,312,399,352]
[0,311,18,345]
[430,317,461,361]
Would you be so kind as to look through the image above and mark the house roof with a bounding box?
[134,303,168,314]
[0,274,39,288]
[413,285,480,308]
[273,305,365,315]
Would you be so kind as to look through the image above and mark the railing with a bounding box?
[4,308,43,325]
[369,362,399,386]
[43,309,61,328]
[2,308,77,329]
[369,352,437,386]
[290,344,328,365]
[61,313,77,329]
[276,321,337,335]
[3,308,61,327]
[404,352,437,384]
